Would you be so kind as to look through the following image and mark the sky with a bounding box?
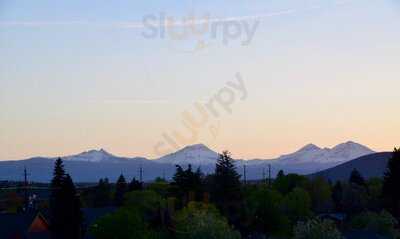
[0,0,399,160]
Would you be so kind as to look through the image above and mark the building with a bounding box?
[0,212,50,239]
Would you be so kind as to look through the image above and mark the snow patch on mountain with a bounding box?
[274,141,375,165]
[156,144,219,165]
[64,149,119,162]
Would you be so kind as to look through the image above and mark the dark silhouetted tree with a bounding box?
[332,181,344,212]
[172,164,204,203]
[114,174,128,207]
[63,174,83,239]
[50,158,83,239]
[93,178,112,207]
[277,170,285,179]
[383,148,400,218]
[349,168,366,187]
[50,158,66,239]
[129,177,143,192]
[211,151,242,226]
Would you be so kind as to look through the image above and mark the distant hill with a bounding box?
[0,158,179,183]
[309,152,393,182]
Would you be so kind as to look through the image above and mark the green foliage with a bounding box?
[306,177,332,213]
[90,190,169,239]
[351,211,399,239]
[124,190,166,212]
[273,173,308,195]
[148,180,170,198]
[90,207,167,239]
[366,178,383,211]
[293,219,343,239]
[383,148,400,217]
[281,187,312,223]
[172,164,203,203]
[174,202,241,239]
[341,183,368,215]
[244,186,290,237]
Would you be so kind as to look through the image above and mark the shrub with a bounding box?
[351,211,399,238]
[174,202,241,239]
[293,218,343,239]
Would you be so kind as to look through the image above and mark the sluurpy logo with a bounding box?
[153,72,247,156]
[141,12,260,53]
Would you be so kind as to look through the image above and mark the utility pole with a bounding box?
[268,164,272,187]
[139,165,143,183]
[262,168,266,184]
[23,167,29,211]
[243,165,247,185]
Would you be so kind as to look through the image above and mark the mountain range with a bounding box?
[0,141,381,182]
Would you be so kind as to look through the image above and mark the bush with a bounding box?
[89,208,167,239]
[281,187,312,223]
[89,190,169,239]
[351,211,399,238]
[174,202,241,239]
[293,219,343,239]
[245,186,291,237]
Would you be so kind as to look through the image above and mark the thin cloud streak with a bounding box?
[0,1,352,29]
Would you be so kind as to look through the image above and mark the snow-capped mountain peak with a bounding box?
[65,148,117,162]
[275,141,374,165]
[297,144,321,152]
[156,143,219,165]
[329,141,375,160]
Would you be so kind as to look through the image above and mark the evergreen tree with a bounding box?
[114,174,128,207]
[211,151,242,225]
[349,168,366,187]
[50,158,83,239]
[93,178,111,207]
[172,165,204,203]
[213,151,241,202]
[128,177,143,192]
[383,148,400,217]
[50,158,66,239]
[277,170,285,179]
[332,181,344,212]
[63,174,83,239]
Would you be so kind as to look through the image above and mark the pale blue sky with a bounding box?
[1,0,399,160]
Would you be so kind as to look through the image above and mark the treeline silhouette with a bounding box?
[48,148,400,239]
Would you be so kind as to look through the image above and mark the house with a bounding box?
[0,212,50,239]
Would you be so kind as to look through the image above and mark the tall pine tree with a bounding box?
[383,148,400,218]
[63,174,83,239]
[50,158,83,239]
[50,158,66,239]
[211,151,242,221]
[349,168,366,187]
[114,174,128,207]
[128,177,143,192]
